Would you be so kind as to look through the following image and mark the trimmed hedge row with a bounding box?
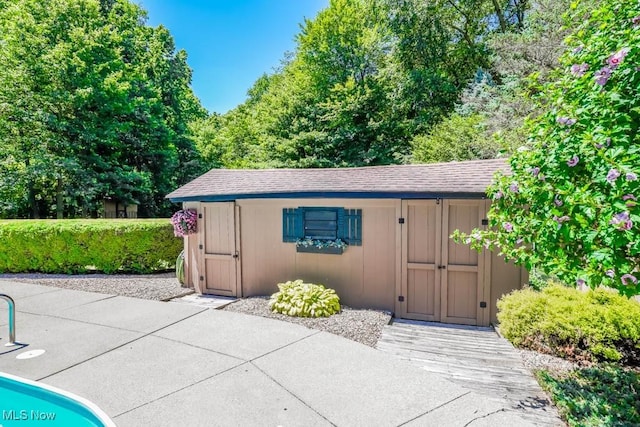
[0,219,182,274]
[498,285,640,365]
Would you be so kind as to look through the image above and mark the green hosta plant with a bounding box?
[454,0,640,296]
[269,280,341,317]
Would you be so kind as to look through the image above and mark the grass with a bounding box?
[537,364,640,426]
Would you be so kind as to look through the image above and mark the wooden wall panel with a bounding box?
[237,199,397,312]
[490,252,527,324]
[182,202,201,291]
[238,200,294,297]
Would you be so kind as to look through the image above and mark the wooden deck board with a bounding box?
[377,319,563,426]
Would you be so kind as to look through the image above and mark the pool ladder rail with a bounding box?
[0,294,17,346]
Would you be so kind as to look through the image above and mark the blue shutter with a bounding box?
[340,209,362,246]
[283,208,304,242]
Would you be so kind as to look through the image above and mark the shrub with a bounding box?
[537,365,640,426]
[176,250,185,285]
[0,219,182,274]
[269,280,341,318]
[498,285,640,364]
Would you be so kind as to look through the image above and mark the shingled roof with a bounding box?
[166,158,510,202]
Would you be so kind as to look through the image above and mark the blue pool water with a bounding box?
[0,373,114,427]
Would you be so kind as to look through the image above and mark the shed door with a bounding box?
[440,200,486,325]
[200,202,239,297]
[400,199,488,326]
[399,200,441,321]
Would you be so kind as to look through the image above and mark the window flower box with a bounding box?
[295,238,347,255]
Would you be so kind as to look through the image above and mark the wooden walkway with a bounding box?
[377,320,563,426]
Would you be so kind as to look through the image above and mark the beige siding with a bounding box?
[182,202,201,292]
[238,199,398,312]
[490,252,527,324]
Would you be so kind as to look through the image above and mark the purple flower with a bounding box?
[623,194,637,207]
[567,156,579,167]
[594,67,612,85]
[554,196,563,207]
[503,222,513,232]
[621,274,638,286]
[530,167,540,177]
[611,211,632,230]
[494,190,503,200]
[570,63,589,77]
[576,278,586,287]
[509,183,519,193]
[594,138,610,149]
[606,269,615,278]
[634,16,640,26]
[626,172,637,181]
[607,48,629,69]
[572,46,583,54]
[553,215,570,224]
[607,168,621,183]
[557,117,577,126]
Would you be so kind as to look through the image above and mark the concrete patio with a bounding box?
[0,280,556,426]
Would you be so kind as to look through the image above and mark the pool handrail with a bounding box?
[0,294,16,346]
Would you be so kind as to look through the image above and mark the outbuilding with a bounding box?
[166,158,526,326]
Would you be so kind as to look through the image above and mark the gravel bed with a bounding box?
[0,273,193,301]
[222,296,392,348]
[516,349,579,375]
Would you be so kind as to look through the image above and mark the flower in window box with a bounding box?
[171,209,197,237]
[296,238,347,250]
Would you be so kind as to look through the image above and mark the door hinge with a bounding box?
[233,253,239,258]
[199,276,204,281]
[481,219,489,225]
[398,218,405,224]
[198,213,202,219]
[199,244,203,250]
[479,301,487,308]
[398,296,404,302]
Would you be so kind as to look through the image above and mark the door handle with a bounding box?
[233,253,239,258]
[437,265,446,269]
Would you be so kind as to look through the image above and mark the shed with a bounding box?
[166,158,526,326]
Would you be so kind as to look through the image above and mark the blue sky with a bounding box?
[139,0,328,114]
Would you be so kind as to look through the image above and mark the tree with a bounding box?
[0,0,204,218]
[411,113,502,163]
[455,0,640,296]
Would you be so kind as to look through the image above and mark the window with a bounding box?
[303,209,338,240]
[283,207,362,246]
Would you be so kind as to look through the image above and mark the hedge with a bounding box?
[497,285,640,365]
[0,219,183,274]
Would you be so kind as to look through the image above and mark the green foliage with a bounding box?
[497,285,640,364]
[176,250,185,285]
[537,365,640,426]
[455,0,640,296]
[0,219,182,273]
[0,0,205,219]
[194,0,507,169]
[411,114,502,163]
[269,280,341,318]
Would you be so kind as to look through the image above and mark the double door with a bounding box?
[398,199,490,326]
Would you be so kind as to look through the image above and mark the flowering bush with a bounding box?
[295,237,347,250]
[170,209,197,237]
[454,0,640,296]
